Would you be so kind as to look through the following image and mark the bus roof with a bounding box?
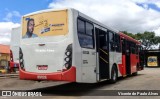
[22,8,119,33]
[119,32,141,44]
[22,8,70,17]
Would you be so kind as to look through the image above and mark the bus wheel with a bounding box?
[133,64,138,76]
[110,66,117,83]
[13,68,18,73]
[132,72,138,76]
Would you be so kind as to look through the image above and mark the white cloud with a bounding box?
[154,27,160,36]
[0,22,20,45]
[0,38,10,45]
[48,0,160,35]
[12,11,21,17]
[143,4,149,9]
[3,11,21,22]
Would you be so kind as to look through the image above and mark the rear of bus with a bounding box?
[19,8,76,82]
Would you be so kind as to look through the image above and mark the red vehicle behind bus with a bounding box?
[9,50,19,73]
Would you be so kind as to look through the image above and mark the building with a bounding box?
[0,44,10,69]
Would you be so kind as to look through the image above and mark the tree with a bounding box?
[140,31,156,50]
[122,31,135,39]
[135,33,143,40]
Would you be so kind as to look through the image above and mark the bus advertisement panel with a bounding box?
[22,10,68,38]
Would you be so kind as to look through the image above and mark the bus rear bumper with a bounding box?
[19,66,76,82]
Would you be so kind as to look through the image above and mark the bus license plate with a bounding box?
[37,65,48,70]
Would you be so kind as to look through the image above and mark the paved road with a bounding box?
[1,67,160,99]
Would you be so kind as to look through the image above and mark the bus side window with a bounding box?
[131,47,135,54]
[130,43,136,54]
[135,45,139,55]
[121,38,126,54]
[99,30,107,49]
[78,19,85,33]
[109,31,114,51]
[115,34,121,52]
[86,22,93,36]
[77,18,94,49]
[104,32,108,50]
[105,33,108,43]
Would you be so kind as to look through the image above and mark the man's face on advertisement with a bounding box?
[28,20,34,33]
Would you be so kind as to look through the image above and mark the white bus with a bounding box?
[11,27,21,63]
[10,27,21,72]
[19,8,142,83]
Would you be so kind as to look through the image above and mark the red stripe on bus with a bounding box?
[19,66,76,82]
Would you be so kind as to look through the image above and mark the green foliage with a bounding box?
[121,31,160,50]
[122,31,136,39]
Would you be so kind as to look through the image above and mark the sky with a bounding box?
[0,0,160,45]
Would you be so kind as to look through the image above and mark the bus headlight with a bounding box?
[19,48,25,69]
[64,44,72,70]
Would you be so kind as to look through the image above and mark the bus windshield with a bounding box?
[22,10,68,39]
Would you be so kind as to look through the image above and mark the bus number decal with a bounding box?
[83,51,89,54]
[83,60,88,64]
[37,75,47,79]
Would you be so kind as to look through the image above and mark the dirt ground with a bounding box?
[0,67,160,99]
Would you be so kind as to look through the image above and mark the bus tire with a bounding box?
[133,64,138,76]
[110,66,117,83]
[132,72,138,76]
[13,68,18,73]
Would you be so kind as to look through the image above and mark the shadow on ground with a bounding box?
[30,74,144,96]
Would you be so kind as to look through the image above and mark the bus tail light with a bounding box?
[64,44,72,70]
[19,48,25,69]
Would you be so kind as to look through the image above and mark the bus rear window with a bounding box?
[22,10,68,39]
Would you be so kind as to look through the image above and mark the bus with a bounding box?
[144,50,160,67]
[10,27,21,72]
[119,32,143,76]
[19,8,143,83]
[147,56,158,67]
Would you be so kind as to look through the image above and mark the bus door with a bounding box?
[139,46,144,70]
[122,38,126,75]
[130,42,137,73]
[125,40,131,75]
[95,27,109,80]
